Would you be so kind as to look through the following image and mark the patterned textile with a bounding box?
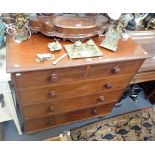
[70,108,155,141]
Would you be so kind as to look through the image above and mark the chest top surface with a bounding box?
[6,34,148,73]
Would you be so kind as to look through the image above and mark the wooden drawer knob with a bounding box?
[105,82,112,89]
[112,66,121,74]
[98,96,104,102]
[49,74,58,82]
[48,106,55,112]
[92,109,98,114]
[48,91,56,97]
[97,96,104,104]
[48,119,54,125]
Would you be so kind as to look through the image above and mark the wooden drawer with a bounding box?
[18,74,132,105]
[22,89,123,119]
[87,60,143,79]
[24,103,115,133]
[12,66,87,89]
[12,60,143,90]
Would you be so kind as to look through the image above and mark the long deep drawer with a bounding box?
[22,89,123,119]
[24,103,115,133]
[12,65,87,89]
[12,60,143,90]
[18,74,132,105]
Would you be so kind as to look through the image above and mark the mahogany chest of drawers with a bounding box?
[6,34,148,133]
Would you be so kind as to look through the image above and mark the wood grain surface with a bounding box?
[6,34,148,73]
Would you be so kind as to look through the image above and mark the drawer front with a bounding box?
[22,89,123,119]
[12,60,143,90]
[24,103,115,133]
[87,60,143,79]
[12,66,86,89]
[19,74,132,105]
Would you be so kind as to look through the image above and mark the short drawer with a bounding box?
[22,89,123,119]
[12,66,87,89]
[87,60,143,79]
[18,74,132,105]
[24,103,115,133]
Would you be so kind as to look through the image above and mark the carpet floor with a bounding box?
[70,108,155,141]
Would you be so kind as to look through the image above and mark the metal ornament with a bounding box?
[52,53,68,65]
[64,39,103,59]
[0,18,5,48]
[100,14,132,52]
[100,26,120,51]
[35,53,55,62]
[48,39,62,52]
[145,18,155,30]
[13,14,30,43]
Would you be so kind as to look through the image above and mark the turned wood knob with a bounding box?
[48,119,54,125]
[98,96,105,102]
[48,91,56,97]
[92,109,98,114]
[49,74,58,82]
[112,66,121,74]
[105,82,112,89]
[48,106,55,112]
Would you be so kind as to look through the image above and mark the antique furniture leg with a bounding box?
[0,81,22,135]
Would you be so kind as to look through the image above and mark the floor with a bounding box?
[2,90,153,141]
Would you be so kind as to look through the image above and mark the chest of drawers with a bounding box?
[6,34,148,133]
